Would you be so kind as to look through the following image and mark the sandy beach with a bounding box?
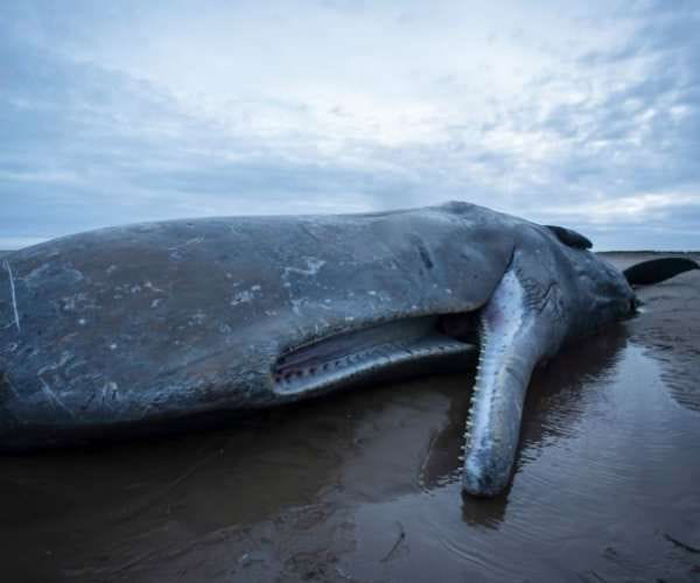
[1,252,699,582]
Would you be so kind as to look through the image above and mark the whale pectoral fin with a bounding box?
[623,257,699,286]
[462,267,543,497]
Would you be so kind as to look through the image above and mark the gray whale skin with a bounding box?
[1,201,697,497]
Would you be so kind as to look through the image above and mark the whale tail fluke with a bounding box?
[623,257,699,286]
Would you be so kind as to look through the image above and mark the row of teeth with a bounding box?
[463,318,492,448]
[274,356,351,384]
[273,340,459,385]
[463,308,523,449]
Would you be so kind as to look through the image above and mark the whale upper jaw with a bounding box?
[271,313,478,397]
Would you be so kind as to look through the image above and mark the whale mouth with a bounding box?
[272,313,478,396]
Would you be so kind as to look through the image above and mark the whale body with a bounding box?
[1,201,696,496]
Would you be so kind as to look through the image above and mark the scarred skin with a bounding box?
[0,201,670,496]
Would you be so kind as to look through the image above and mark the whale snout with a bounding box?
[462,452,512,498]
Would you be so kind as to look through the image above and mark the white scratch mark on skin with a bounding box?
[144,281,165,293]
[281,257,326,296]
[230,285,262,307]
[36,353,77,417]
[188,311,206,325]
[167,237,204,251]
[3,260,20,332]
[102,381,119,405]
[283,258,326,278]
[37,373,75,418]
[230,290,253,306]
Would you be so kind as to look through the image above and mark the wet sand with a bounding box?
[1,252,699,582]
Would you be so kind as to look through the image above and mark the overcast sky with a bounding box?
[1,1,699,250]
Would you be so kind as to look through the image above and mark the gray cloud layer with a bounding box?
[1,0,699,249]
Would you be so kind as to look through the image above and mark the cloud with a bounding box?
[544,192,700,223]
[1,0,699,250]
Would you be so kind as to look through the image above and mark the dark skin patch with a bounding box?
[418,244,434,270]
[409,235,434,270]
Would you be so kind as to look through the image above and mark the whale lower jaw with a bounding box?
[272,314,477,396]
[462,265,548,497]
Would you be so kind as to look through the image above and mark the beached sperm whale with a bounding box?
[1,201,697,496]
